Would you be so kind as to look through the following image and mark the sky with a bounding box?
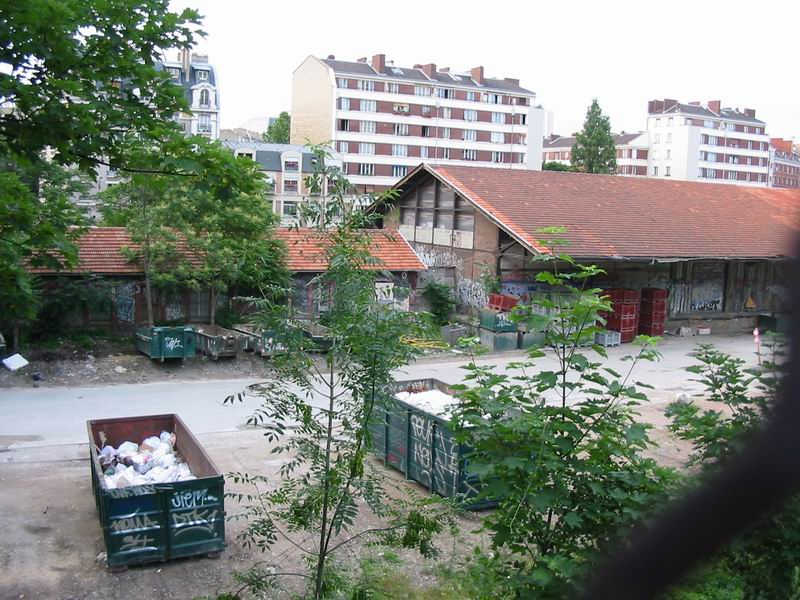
[170,0,800,141]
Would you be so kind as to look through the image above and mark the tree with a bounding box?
[450,228,674,598]
[263,111,291,144]
[571,99,617,174]
[225,145,448,599]
[542,161,577,172]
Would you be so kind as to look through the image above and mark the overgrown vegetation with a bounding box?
[421,281,456,326]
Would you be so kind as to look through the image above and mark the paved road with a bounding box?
[0,333,759,450]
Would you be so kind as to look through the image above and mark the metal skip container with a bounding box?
[368,378,491,509]
[88,414,225,568]
[135,326,196,361]
[193,324,247,360]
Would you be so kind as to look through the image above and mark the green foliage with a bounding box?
[666,337,800,599]
[449,228,674,598]
[662,560,744,600]
[478,264,501,296]
[264,111,292,144]
[30,275,115,338]
[421,282,456,326]
[570,99,617,174]
[541,161,577,172]
[225,145,448,599]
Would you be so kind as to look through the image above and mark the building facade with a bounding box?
[543,132,649,176]
[158,49,221,140]
[646,99,770,186]
[291,54,544,192]
[769,138,800,189]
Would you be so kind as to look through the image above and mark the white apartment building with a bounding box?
[291,54,544,192]
[646,99,769,187]
[543,132,650,176]
[159,49,221,140]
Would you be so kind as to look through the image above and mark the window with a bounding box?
[726,122,735,131]
[655,118,661,127]
[652,166,658,176]
[338,141,348,153]
[705,168,715,178]
[441,107,452,119]
[491,131,504,144]
[519,113,527,125]
[393,103,409,114]
[436,87,454,99]
[361,99,376,112]
[666,133,672,143]
[729,155,739,164]
[463,149,477,161]
[198,113,211,133]
[492,151,505,163]
[361,120,376,134]
[665,166,671,176]
[518,152,526,163]
[654,133,660,144]
[387,82,400,93]
[464,109,477,121]
[463,129,476,142]
[282,201,298,217]
[704,120,716,129]
[168,67,181,80]
[421,105,432,117]
[358,142,375,155]
[199,89,210,108]
[706,152,717,162]
[652,150,658,160]
[420,146,429,158]
[441,147,450,159]
[197,70,208,81]
[666,149,671,159]
[392,165,408,177]
[415,85,432,96]
[358,163,374,176]
[485,92,502,104]
[283,179,299,193]
[466,91,476,101]
[283,160,299,172]
[340,97,350,110]
[441,127,450,139]
[337,78,348,88]
[338,119,349,131]
[667,117,673,126]
[358,79,375,91]
[421,125,432,138]
[391,144,408,157]
[491,112,504,124]
[394,123,409,136]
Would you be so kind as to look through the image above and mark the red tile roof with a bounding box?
[275,228,426,272]
[423,165,800,259]
[30,227,142,274]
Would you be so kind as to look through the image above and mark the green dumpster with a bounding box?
[479,308,517,332]
[135,326,196,362]
[193,324,247,360]
[88,413,225,569]
[368,378,492,509]
[232,324,286,357]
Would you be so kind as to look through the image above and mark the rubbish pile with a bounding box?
[396,389,458,416]
[98,431,196,489]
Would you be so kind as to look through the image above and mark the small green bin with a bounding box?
[479,308,517,332]
[135,326,196,361]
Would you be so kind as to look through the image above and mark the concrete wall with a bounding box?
[291,56,334,146]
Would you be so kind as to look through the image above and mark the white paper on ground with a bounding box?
[2,353,29,371]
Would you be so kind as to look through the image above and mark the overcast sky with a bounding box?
[170,0,799,141]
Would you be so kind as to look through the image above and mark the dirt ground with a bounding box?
[0,429,482,600]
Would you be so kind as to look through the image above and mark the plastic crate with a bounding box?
[613,304,639,318]
[640,299,668,315]
[620,328,638,343]
[639,312,666,326]
[594,330,621,347]
[641,287,669,301]
[639,323,665,336]
[487,294,518,312]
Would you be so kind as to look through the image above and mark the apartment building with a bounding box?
[769,138,800,189]
[221,140,344,223]
[542,132,649,176]
[646,99,770,187]
[291,54,544,192]
[159,49,221,140]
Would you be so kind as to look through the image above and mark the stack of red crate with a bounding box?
[639,288,668,336]
[602,288,640,343]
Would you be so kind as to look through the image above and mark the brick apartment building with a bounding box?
[769,138,800,188]
[291,54,544,192]
[542,132,649,176]
[646,99,770,186]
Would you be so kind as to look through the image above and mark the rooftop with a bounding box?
[544,132,647,149]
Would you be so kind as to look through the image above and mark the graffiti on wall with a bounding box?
[165,298,184,321]
[455,278,487,309]
[114,282,139,323]
[415,245,462,270]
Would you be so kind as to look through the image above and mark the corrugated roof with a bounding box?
[275,228,426,272]
[415,165,800,260]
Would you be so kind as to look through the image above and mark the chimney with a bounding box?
[708,100,721,114]
[356,57,367,63]
[413,63,423,69]
[180,48,190,74]
[664,98,678,110]
[504,77,520,86]
[191,53,208,64]
[421,63,437,78]
[647,99,665,114]
[440,67,449,73]
[327,54,336,59]
[744,108,756,118]
[470,66,484,85]
[371,53,386,74]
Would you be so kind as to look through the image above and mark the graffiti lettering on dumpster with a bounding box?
[171,489,217,509]
[164,337,183,351]
[109,510,158,532]
[119,533,156,552]
[173,508,219,538]
[107,485,155,499]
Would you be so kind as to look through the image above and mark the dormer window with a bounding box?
[197,70,209,81]
[283,160,299,173]
[168,67,181,80]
